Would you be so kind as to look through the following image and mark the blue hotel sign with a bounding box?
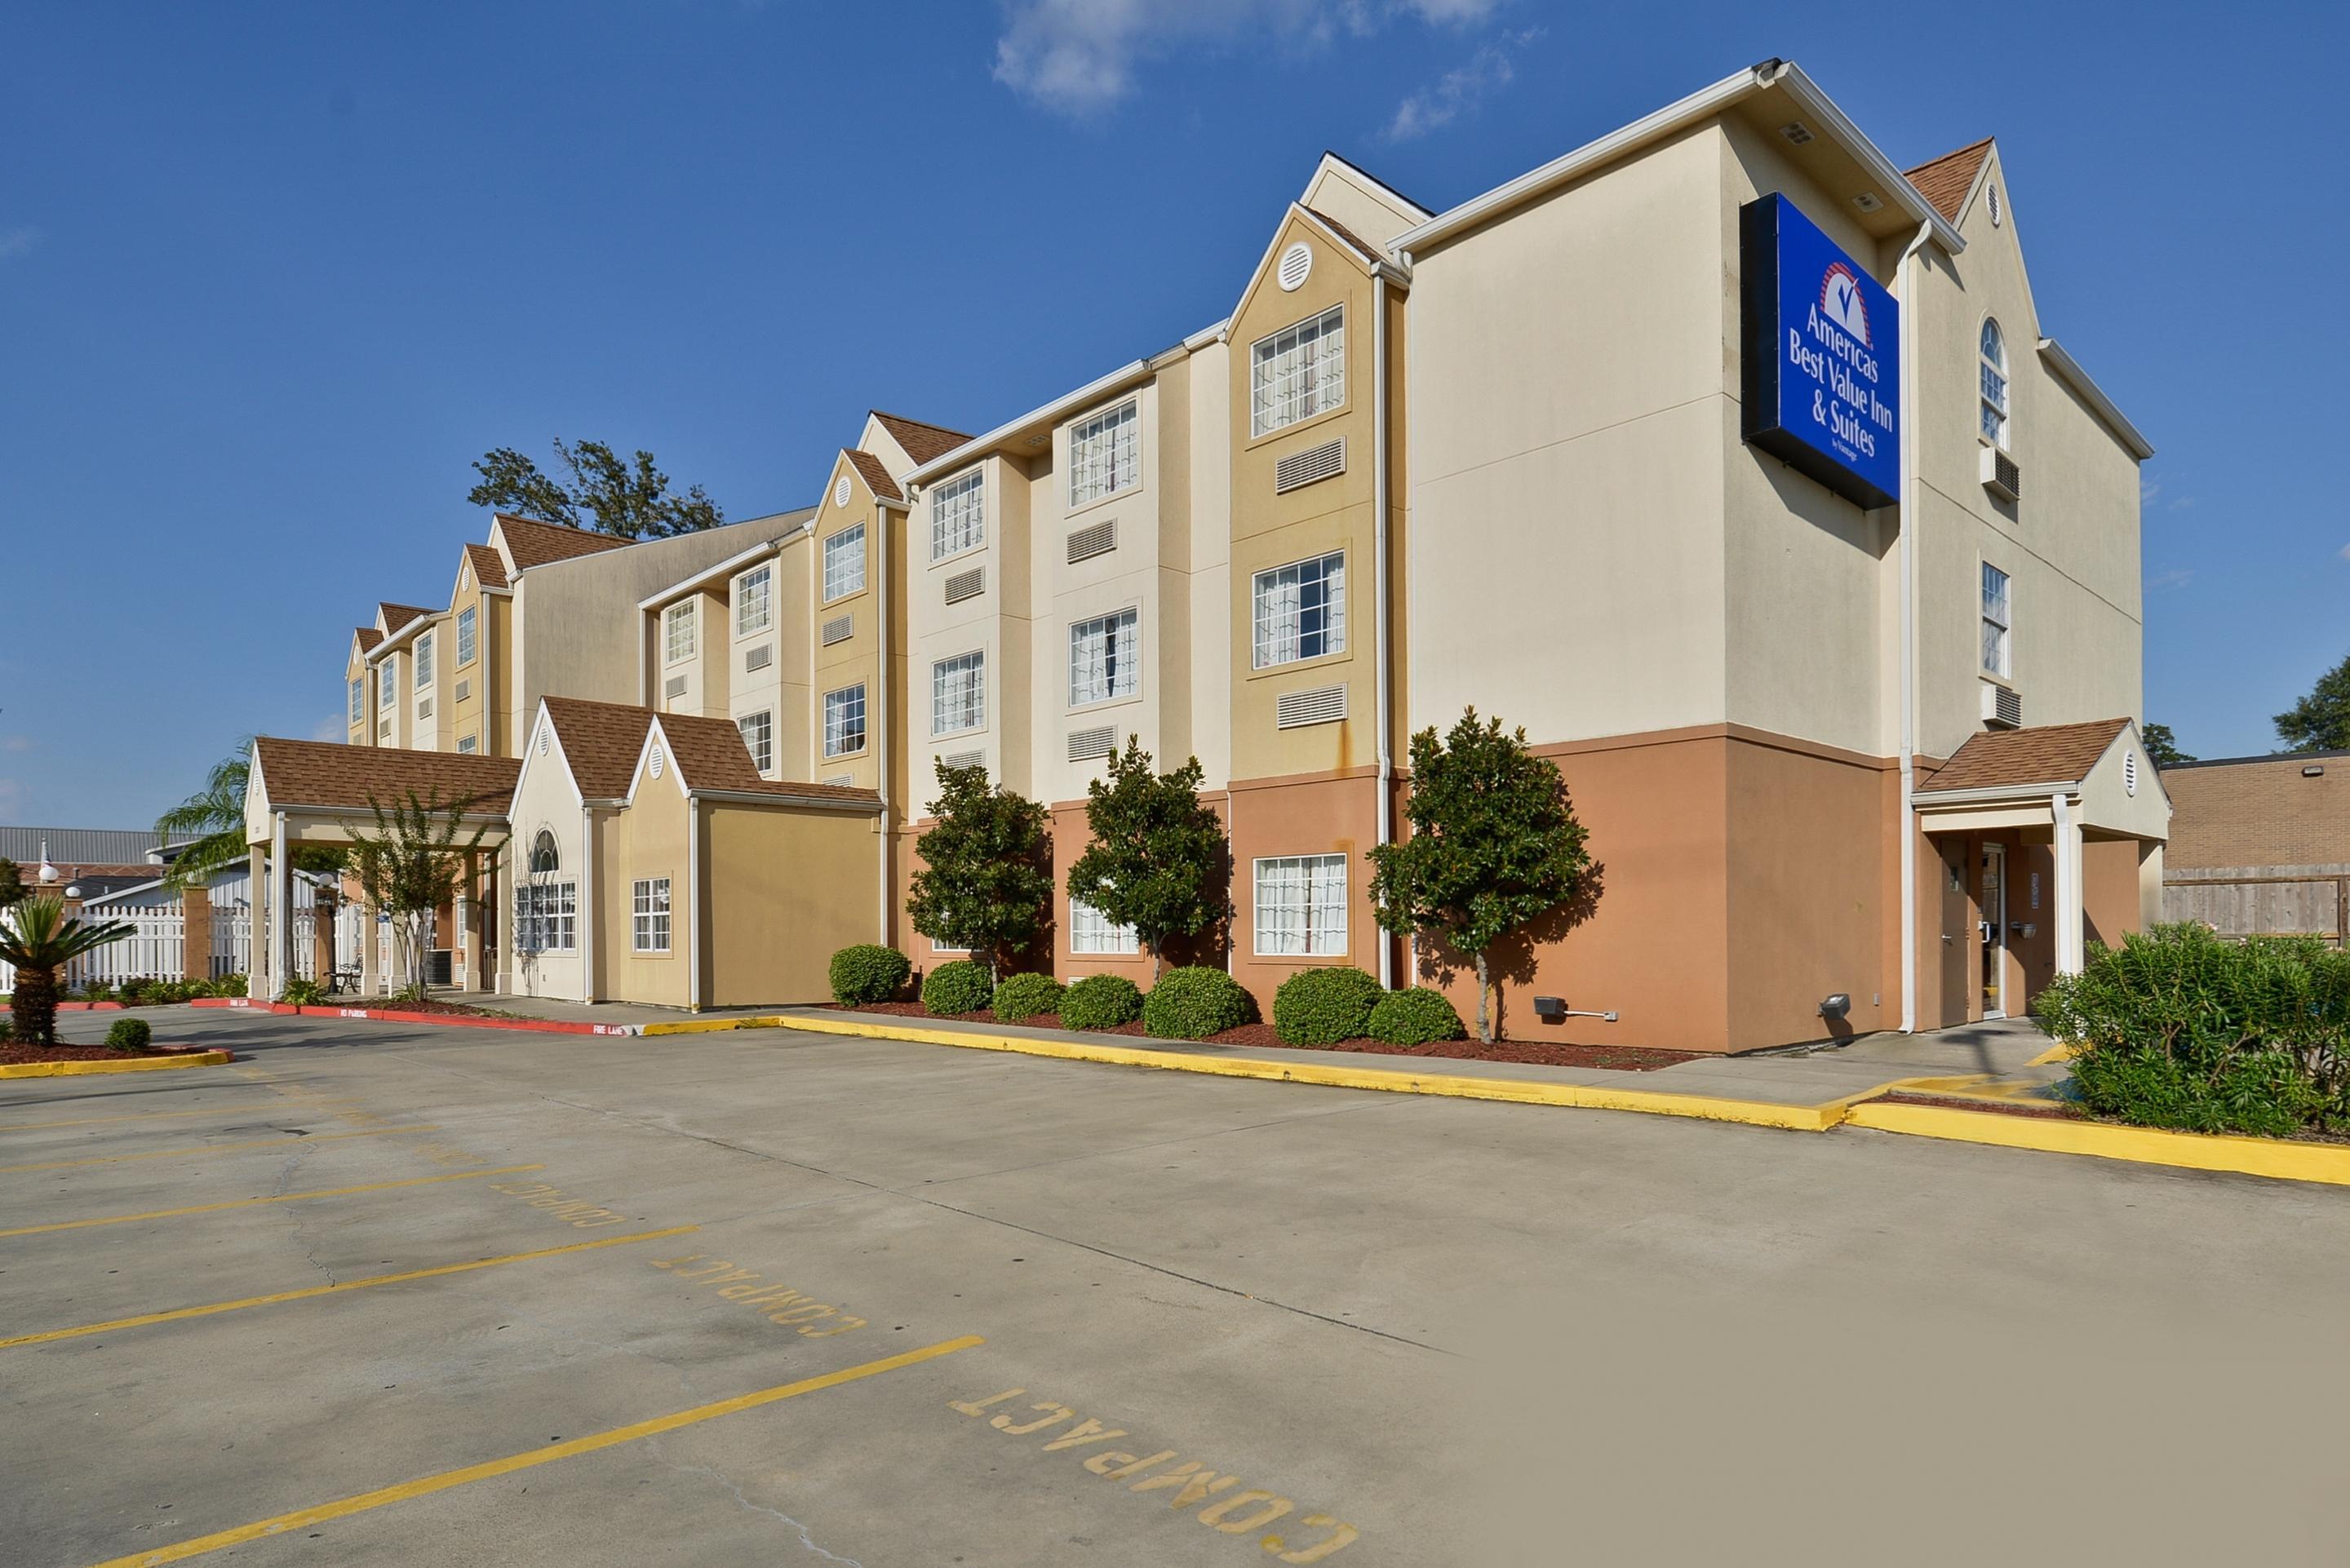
[1740,193,1900,510]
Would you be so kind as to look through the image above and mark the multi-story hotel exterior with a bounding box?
[271,60,2164,1049]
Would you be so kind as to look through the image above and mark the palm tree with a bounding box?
[155,742,254,890]
[2,897,135,1045]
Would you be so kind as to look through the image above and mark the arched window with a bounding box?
[1978,318,2009,448]
[530,830,559,875]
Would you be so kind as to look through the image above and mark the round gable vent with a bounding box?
[1277,241,1313,292]
[649,745,664,780]
[834,474,852,508]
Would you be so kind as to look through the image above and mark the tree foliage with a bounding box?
[906,761,1053,979]
[2275,653,2350,754]
[2140,723,2194,767]
[1065,739,1229,978]
[0,858,25,910]
[1367,709,1596,1043]
[2,896,135,1044]
[468,439,724,539]
[346,790,492,995]
[157,743,346,890]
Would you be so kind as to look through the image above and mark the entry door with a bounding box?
[1940,844,1972,1026]
[1980,843,2009,1020]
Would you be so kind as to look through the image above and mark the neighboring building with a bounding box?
[0,826,175,866]
[2160,751,2350,945]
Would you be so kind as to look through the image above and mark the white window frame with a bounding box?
[632,877,672,954]
[456,734,478,755]
[1250,304,1346,438]
[413,630,433,693]
[931,470,985,560]
[1251,551,1347,670]
[348,676,364,727]
[1068,608,1140,708]
[822,683,867,759]
[822,524,866,602]
[456,605,477,667]
[931,650,986,738]
[1980,562,2012,679]
[379,661,396,711]
[1069,898,1139,956]
[738,709,774,775]
[1979,317,2010,449]
[1253,854,1349,957]
[735,565,772,636]
[664,600,696,664]
[1069,400,1140,508]
[516,879,578,954]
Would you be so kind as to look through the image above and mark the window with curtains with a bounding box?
[664,601,696,663]
[932,651,986,737]
[632,878,671,953]
[736,565,772,635]
[1251,305,1345,436]
[456,605,477,666]
[1980,563,2011,677]
[932,470,985,560]
[738,709,774,774]
[1069,400,1139,507]
[822,524,865,600]
[1979,318,2010,447]
[822,684,867,758]
[1252,551,1346,668]
[1069,898,1139,955]
[1254,855,1349,956]
[1068,609,1138,706]
[515,881,577,954]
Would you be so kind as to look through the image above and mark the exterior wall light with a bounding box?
[1819,993,1851,1021]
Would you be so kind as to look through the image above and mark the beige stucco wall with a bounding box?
[1297,157,1426,250]
[810,454,888,793]
[1186,338,1235,792]
[500,711,588,999]
[601,758,690,1008]
[704,804,879,1006]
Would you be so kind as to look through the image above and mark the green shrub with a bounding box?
[282,977,326,1007]
[922,959,995,1016]
[1142,966,1254,1040]
[1272,966,1381,1046]
[104,1017,153,1052]
[1059,973,1143,1031]
[1368,986,1466,1046]
[216,973,249,999]
[79,981,114,1003]
[828,945,911,1007]
[0,1016,12,1043]
[992,972,1066,1022]
[2037,924,2350,1136]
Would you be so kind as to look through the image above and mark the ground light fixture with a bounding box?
[1819,993,1852,1022]
[1532,996,1620,1024]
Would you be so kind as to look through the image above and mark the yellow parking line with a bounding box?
[0,1165,546,1238]
[2,1225,700,1349]
[0,1125,439,1173]
[82,1333,984,1567]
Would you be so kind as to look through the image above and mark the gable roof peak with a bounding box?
[869,411,974,467]
[1903,135,1997,224]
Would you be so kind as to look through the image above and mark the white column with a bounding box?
[247,845,267,994]
[2052,793,2083,977]
[358,883,379,997]
[453,857,472,993]
[268,812,290,999]
[579,804,596,1004]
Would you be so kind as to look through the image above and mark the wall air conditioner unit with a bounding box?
[1067,724,1116,762]
[664,674,688,700]
[1980,445,2021,503]
[1275,684,1348,729]
[1067,519,1115,564]
[744,644,773,671]
[1981,683,2023,729]
[1275,437,1346,494]
[944,566,986,605]
[821,613,854,646]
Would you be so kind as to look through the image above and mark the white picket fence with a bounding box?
[0,873,324,994]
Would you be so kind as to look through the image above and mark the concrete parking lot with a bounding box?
[9,1009,2350,1566]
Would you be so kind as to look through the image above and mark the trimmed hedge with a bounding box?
[1368,986,1465,1046]
[829,945,911,1007]
[1060,973,1143,1031]
[992,972,1066,1022]
[1143,966,1255,1041]
[104,1017,153,1052]
[1273,966,1381,1047]
[922,959,995,1017]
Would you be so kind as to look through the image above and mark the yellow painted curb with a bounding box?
[0,1049,233,1080]
[681,1012,1855,1132]
[1845,1098,2350,1187]
[2027,1041,2077,1066]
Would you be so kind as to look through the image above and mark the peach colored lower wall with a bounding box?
[2083,837,2147,954]
[1226,770,1384,1019]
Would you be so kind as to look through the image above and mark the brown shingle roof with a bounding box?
[463,543,510,590]
[493,513,632,571]
[541,697,655,801]
[252,737,521,817]
[1904,137,1994,224]
[378,603,434,636]
[1917,719,2130,795]
[844,450,902,503]
[354,627,384,654]
[650,713,880,806]
[1304,206,1385,266]
[871,412,973,466]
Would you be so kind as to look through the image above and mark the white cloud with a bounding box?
[0,735,30,753]
[992,0,1505,114]
[309,713,348,743]
[0,778,22,816]
[1384,26,1539,140]
[0,227,40,262]
[2338,543,2350,564]
[2145,568,2193,593]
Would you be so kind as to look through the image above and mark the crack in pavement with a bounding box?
[656,1455,866,1566]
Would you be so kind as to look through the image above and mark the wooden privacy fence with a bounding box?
[2162,864,2350,946]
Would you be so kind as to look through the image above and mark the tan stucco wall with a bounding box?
[811,455,886,794]
[705,804,878,1006]
[601,763,690,1008]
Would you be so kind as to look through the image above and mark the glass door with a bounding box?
[1980,843,2008,1020]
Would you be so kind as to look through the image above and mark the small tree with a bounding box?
[1368,709,1596,1044]
[1066,739,1229,980]
[2142,723,2194,767]
[906,761,1053,981]
[2276,654,2350,754]
[2,897,135,1044]
[468,439,724,538]
[346,790,493,995]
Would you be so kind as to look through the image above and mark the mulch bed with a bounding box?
[349,998,523,1019]
[833,1003,1701,1072]
[0,1043,215,1065]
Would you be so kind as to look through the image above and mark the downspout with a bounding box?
[1372,272,1394,991]
[875,499,895,946]
[687,795,703,1010]
[1895,219,1932,1033]
[578,800,595,1004]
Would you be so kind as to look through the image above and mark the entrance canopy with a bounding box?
[246,737,520,848]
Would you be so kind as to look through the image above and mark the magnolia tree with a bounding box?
[1065,739,1229,979]
[906,760,1053,981]
[1368,709,1596,1043]
[346,790,493,996]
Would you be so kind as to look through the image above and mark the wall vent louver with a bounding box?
[822,773,854,787]
[664,674,688,700]
[1275,684,1348,729]
[821,613,854,646]
[415,697,434,720]
[1066,519,1116,563]
[942,749,985,770]
[944,566,986,605]
[378,723,391,742]
[454,679,470,703]
[1980,445,2022,503]
[1981,683,2023,729]
[744,643,773,671]
[1275,437,1346,494]
[1067,724,1117,762]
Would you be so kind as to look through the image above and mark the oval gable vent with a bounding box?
[649,745,664,779]
[1277,241,1313,292]
[833,474,852,508]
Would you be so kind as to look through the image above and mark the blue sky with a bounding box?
[2,1,2341,830]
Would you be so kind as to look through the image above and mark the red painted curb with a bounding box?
[189,997,283,1012]
[290,1005,636,1037]
[54,1001,127,1012]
